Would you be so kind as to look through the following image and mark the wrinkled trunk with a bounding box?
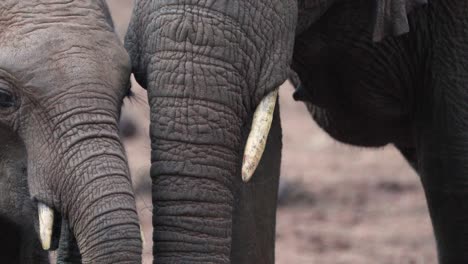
[145,41,245,261]
[148,90,282,264]
[126,0,296,262]
[127,3,249,262]
[25,111,142,263]
[146,55,283,264]
[65,147,141,263]
[417,1,468,263]
[149,94,238,263]
[127,5,280,263]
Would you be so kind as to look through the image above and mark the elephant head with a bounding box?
[125,0,424,262]
[0,1,141,263]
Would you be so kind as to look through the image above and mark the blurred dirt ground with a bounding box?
[107,1,437,263]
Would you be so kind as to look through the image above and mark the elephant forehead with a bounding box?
[0,28,130,95]
[0,0,112,31]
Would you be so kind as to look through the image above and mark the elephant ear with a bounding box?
[372,0,427,42]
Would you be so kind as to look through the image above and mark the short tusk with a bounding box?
[140,225,145,247]
[38,202,54,250]
[242,88,279,182]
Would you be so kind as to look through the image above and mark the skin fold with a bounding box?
[126,0,466,263]
[0,1,141,263]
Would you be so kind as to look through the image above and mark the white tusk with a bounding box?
[140,225,145,247]
[38,202,54,250]
[242,88,279,182]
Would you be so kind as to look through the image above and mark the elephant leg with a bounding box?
[231,104,282,264]
[417,1,468,262]
[56,220,81,264]
[25,230,50,264]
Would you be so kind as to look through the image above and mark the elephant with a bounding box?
[126,0,467,263]
[0,1,142,263]
[291,0,467,262]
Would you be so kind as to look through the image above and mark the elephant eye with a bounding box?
[0,89,15,108]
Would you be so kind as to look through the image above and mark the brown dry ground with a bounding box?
[107,1,437,263]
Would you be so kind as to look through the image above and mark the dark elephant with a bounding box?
[291,0,467,263]
[125,0,467,263]
[0,1,142,263]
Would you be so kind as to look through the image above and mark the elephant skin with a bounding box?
[125,0,296,262]
[0,1,142,263]
[123,0,468,263]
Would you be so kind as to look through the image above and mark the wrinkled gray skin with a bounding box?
[126,0,293,262]
[126,0,467,263]
[0,1,141,263]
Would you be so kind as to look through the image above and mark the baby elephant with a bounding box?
[0,1,141,263]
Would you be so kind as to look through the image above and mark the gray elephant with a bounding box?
[126,0,468,263]
[0,1,142,263]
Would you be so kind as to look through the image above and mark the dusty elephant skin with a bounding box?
[0,1,142,263]
[125,0,468,263]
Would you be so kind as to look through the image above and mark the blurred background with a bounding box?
[107,1,436,263]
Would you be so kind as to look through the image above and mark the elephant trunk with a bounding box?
[147,63,242,262]
[124,3,250,262]
[26,111,142,263]
[125,1,296,262]
[133,6,251,263]
[64,142,141,263]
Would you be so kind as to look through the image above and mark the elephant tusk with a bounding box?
[140,225,145,247]
[38,202,54,250]
[242,88,279,182]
